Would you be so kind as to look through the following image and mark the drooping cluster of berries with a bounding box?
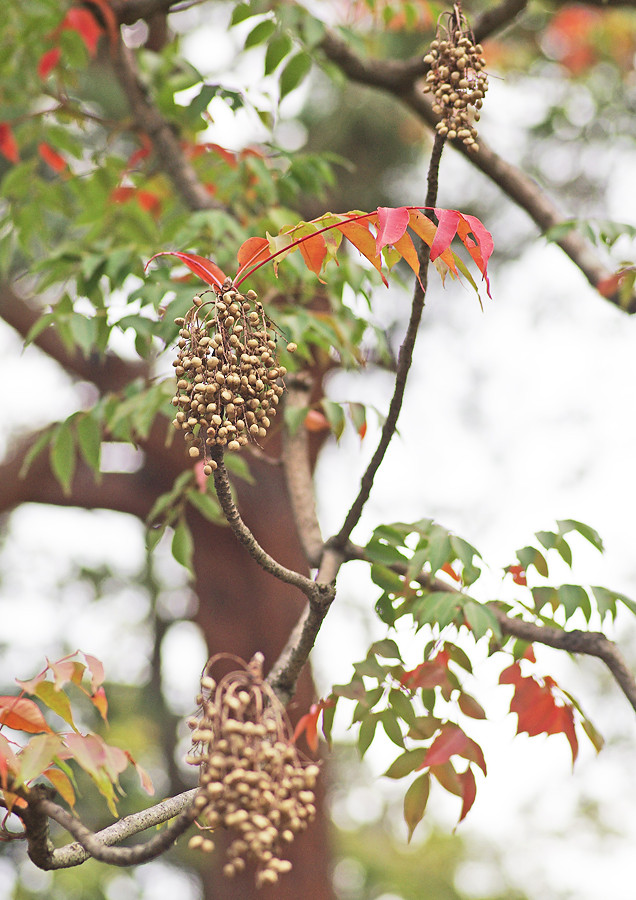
[186,654,319,888]
[171,280,296,476]
[422,10,488,152]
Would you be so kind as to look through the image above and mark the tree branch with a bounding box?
[344,541,636,716]
[0,282,148,393]
[319,30,636,314]
[281,374,324,568]
[110,37,221,213]
[21,786,198,870]
[209,446,332,605]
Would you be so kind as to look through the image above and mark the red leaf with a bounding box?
[236,236,271,274]
[375,205,410,255]
[457,767,476,823]
[62,8,103,56]
[38,47,61,80]
[293,704,320,752]
[506,564,527,586]
[136,190,162,216]
[145,251,226,289]
[596,273,621,298]
[430,209,461,262]
[0,697,53,734]
[0,123,19,164]
[500,665,579,763]
[400,661,447,690]
[420,723,469,769]
[39,142,66,172]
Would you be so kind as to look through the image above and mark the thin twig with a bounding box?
[331,132,445,550]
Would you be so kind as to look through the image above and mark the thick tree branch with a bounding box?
[281,374,324,568]
[0,282,147,393]
[20,785,197,870]
[319,30,636,313]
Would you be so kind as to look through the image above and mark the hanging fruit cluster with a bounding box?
[422,5,488,152]
[171,279,296,475]
[186,654,319,888]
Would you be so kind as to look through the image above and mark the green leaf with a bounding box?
[358,715,378,758]
[172,519,194,571]
[463,600,500,641]
[75,413,102,475]
[555,535,572,567]
[384,747,428,779]
[244,18,277,49]
[444,642,473,673]
[407,715,442,740]
[517,545,549,577]
[367,540,408,567]
[369,639,403,661]
[20,428,53,479]
[279,51,312,99]
[321,699,336,748]
[34,682,77,730]
[557,584,591,622]
[146,524,165,552]
[581,717,604,753]
[24,312,55,347]
[370,563,404,595]
[186,489,224,525]
[557,519,604,552]
[265,32,292,74]
[414,592,462,629]
[50,423,76,496]
[320,399,346,439]
[590,585,618,622]
[535,530,558,551]
[230,3,254,25]
[532,585,558,614]
[380,709,405,748]
[389,688,416,725]
[404,772,430,842]
[427,525,452,574]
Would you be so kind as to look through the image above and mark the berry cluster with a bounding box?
[171,280,296,475]
[186,654,319,888]
[422,13,488,152]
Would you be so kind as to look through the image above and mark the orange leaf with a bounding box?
[237,236,271,273]
[0,123,19,164]
[38,47,61,80]
[337,218,388,286]
[0,697,53,734]
[91,687,108,723]
[39,142,66,172]
[298,231,328,278]
[304,409,330,433]
[44,766,76,807]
